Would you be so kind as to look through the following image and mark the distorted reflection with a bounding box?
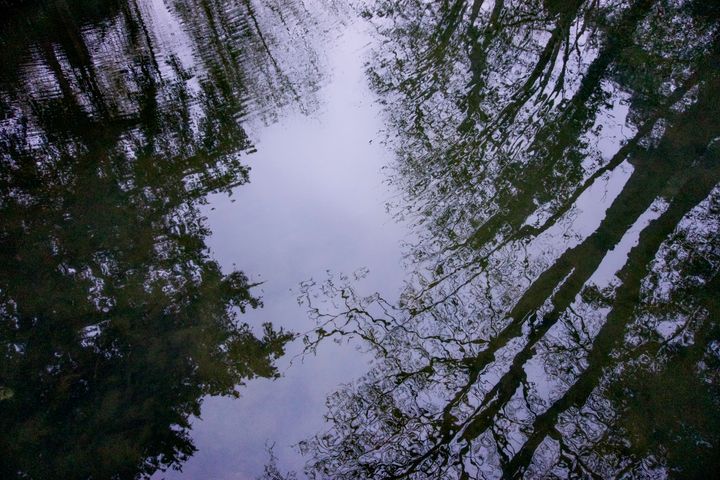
[0,0,331,476]
[300,0,720,478]
[2,0,719,477]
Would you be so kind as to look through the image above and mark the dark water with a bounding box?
[1,0,719,478]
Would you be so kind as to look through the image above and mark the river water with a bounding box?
[1,0,719,479]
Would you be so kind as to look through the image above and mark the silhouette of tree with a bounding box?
[299,0,720,478]
[0,0,335,476]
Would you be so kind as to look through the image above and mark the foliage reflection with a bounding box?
[301,1,720,478]
[0,0,330,476]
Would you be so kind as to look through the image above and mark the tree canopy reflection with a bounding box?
[0,0,330,476]
[300,0,720,478]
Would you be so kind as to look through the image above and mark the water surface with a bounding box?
[1,0,719,479]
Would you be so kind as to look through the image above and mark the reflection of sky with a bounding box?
[160,25,409,480]
[148,2,662,478]
[157,17,642,478]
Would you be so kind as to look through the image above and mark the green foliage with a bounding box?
[0,0,306,477]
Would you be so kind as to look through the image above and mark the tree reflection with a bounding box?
[301,0,720,478]
[0,0,330,477]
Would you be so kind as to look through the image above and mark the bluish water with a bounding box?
[1,0,719,479]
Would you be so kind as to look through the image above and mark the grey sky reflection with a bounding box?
[160,26,408,480]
